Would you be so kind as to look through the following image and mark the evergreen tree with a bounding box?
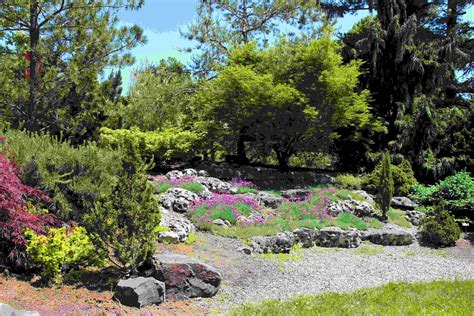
[376,152,394,219]
[338,1,473,179]
[0,0,146,141]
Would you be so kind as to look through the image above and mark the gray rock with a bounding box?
[257,191,284,208]
[114,277,165,308]
[212,219,227,226]
[159,188,199,213]
[391,196,417,210]
[405,210,426,226]
[293,227,318,248]
[237,246,252,255]
[182,168,198,177]
[326,197,376,218]
[198,170,209,177]
[165,170,184,180]
[250,232,295,254]
[280,189,313,200]
[147,253,222,300]
[327,202,344,217]
[317,227,361,248]
[158,209,195,243]
[195,176,235,193]
[364,229,415,246]
[353,190,375,204]
[0,304,40,316]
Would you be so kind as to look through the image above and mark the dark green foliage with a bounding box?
[85,173,161,270]
[339,2,473,180]
[420,200,461,247]
[376,152,394,218]
[0,1,145,140]
[364,156,417,196]
[0,129,123,221]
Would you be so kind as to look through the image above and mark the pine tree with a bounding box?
[377,152,394,219]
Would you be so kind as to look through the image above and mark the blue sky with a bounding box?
[107,1,372,93]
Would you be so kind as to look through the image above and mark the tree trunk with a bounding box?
[27,1,40,131]
[236,133,249,164]
[274,147,290,171]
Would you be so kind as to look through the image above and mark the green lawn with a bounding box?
[226,279,474,316]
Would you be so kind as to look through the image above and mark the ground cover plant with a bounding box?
[150,175,205,194]
[227,279,474,316]
[189,186,383,238]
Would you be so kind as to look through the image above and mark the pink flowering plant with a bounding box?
[232,178,259,194]
[149,175,205,193]
[190,193,264,228]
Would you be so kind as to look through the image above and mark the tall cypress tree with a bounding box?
[377,152,394,219]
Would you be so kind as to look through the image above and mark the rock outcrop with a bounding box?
[143,253,222,300]
[114,277,165,308]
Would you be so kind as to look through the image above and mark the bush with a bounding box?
[0,150,61,269]
[411,171,473,219]
[0,130,162,271]
[25,226,102,283]
[0,129,124,221]
[99,127,201,162]
[84,173,161,271]
[376,152,394,218]
[335,174,363,190]
[363,157,417,196]
[420,200,461,247]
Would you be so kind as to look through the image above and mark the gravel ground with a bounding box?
[182,229,474,313]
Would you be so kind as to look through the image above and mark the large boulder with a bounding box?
[158,208,196,243]
[391,196,417,210]
[250,232,295,254]
[293,227,319,248]
[257,191,284,208]
[353,190,375,204]
[405,210,426,226]
[326,197,375,218]
[363,229,415,246]
[144,253,222,300]
[159,188,199,213]
[316,227,361,248]
[195,176,236,194]
[280,189,313,200]
[114,277,165,308]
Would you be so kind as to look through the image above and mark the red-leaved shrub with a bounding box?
[0,148,61,269]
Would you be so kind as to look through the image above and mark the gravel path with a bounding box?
[181,231,474,313]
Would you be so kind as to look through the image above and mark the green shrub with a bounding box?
[335,174,362,190]
[84,173,161,271]
[363,157,417,196]
[0,129,124,220]
[25,226,102,283]
[411,171,473,219]
[420,200,461,247]
[99,127,201,162]
[376,152,394,218]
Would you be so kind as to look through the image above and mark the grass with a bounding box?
[226,279,474,316]
[236,186,259,194]
[387,208,412,228]
[334,213,368,230]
